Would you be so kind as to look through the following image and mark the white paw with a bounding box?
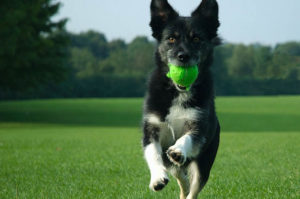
[167,145,187,166]
[149,167,169,191]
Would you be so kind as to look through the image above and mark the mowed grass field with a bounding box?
[0,96,299,199]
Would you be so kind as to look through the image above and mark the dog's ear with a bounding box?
[192,0,219,19]
[191,0,220,36]
[150,0,179,40]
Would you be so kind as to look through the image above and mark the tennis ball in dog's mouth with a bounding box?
[166,63,199,90]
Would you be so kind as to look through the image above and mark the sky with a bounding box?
[53,0,300,45]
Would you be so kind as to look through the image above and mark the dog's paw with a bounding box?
[149,169,169,191]
[167,146,186,166]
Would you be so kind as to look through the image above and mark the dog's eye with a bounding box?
[168,37,176,43]
[193,37,200,43]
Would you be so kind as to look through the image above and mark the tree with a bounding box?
[211,44,234,81]
[0,0,69,90]
[274,42,300,56]
[70,47,98,78]
[126,36,155,76]
[268,42,300,80]
[268,53,298,79]
[226,44,255,79]
[108,39,126,52]
[69,30,109,60]
[252,45,272,79]
[96,36,155,77]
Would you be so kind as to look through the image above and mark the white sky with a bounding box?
[53,0,300,45]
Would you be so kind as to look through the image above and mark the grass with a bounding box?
[0,96,299,198]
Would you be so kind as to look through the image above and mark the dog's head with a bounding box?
[150,0,220,88]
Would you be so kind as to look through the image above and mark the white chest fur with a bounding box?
[145,93,202,148]
[165,93,201,139]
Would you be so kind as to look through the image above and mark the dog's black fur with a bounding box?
[142,0,220,198]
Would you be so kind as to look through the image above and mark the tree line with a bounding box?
[0,0,300,99]
[66,32,300,97]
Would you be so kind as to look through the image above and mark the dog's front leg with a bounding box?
[144,142,169,191]
[143,118,169,191]
[167,121,205,166]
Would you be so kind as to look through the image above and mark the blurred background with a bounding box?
[1,0,300,99]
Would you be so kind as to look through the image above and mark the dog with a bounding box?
[142,0,221,198]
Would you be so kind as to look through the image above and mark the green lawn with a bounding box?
[0,96,299,199]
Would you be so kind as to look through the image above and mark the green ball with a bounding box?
[166,63,199,90]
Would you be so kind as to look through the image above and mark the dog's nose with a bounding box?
[177,52,190,63]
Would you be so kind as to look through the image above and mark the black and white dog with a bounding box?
[142,0,221,198]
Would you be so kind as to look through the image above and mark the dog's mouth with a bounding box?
[175,84,188,91]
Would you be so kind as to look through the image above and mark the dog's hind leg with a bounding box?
[187,130,220,199]
[186,161,201,199]
[172,168,190,199]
